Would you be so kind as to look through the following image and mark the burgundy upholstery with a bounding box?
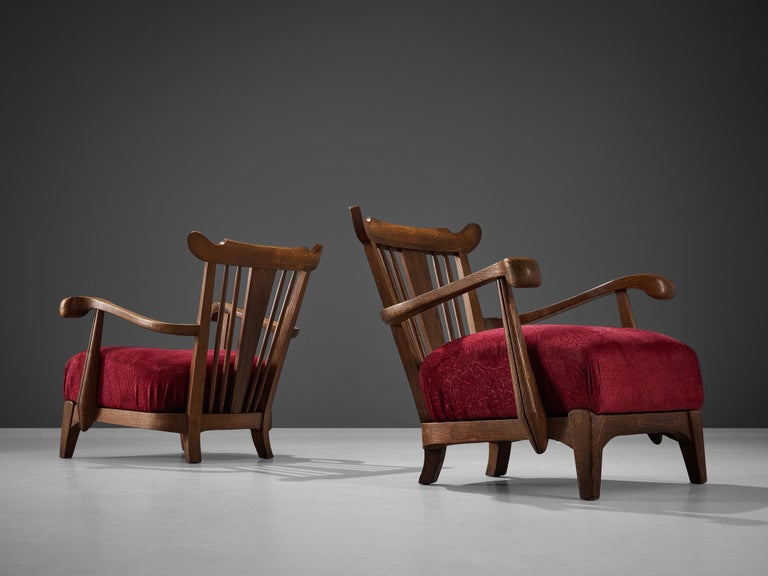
[419,325,703,422]
[64,347,240,413]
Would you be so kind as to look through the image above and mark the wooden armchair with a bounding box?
[350,206,705,500]
[59,231,322,463]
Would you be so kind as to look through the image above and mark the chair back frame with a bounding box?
[186,232,321,421]
[351,206,494,421]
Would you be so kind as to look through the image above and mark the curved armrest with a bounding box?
[519,274,675,324]
[59,296,200,336]
[381,257,541,326]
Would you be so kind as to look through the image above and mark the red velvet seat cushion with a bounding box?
[419,325,703,422]
[64,347,238,413]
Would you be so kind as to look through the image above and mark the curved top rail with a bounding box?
[187,231,322,271]
[350,205,481,254]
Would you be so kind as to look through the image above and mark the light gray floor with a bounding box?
[1,428,766,576]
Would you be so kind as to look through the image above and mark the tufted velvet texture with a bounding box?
[64,347,245,413]
[419,325,703,422]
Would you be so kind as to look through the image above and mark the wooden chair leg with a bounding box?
[678,410,707,484]
[250,410,273,459]
[419,447,446,484]
[569,409,604,500]
[486,441,511,477]
[181,431,202,463]
[251,427,273,459]
[59,400,80,459]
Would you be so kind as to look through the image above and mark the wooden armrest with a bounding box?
[381,257,541,326]
[519,274,675,324]
[59,296,200,336]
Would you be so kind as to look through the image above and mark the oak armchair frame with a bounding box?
[60,231,322,463]
[350,205,705,499]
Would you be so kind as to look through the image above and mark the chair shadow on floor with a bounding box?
[445,478,768,525]
[75,452,422,481]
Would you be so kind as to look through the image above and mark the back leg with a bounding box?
[486,441,511,477]
[181,430,202,463]
[59,400,81,458]
[251,427,273,459]
[251,411,273,459]
[678,410,707,484]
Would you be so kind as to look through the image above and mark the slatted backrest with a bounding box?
[350,206,487,364]
[186,231,322,415]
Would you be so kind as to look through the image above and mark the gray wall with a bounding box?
[2,1,765,428]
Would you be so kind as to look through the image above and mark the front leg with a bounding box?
[59,400,81,458]
[419,447,446,484]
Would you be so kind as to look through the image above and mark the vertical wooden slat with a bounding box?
[400,250,445,352]
[252,268,313,416]
[244,270,287,411]
[444,254,467,337]
[248,270,298,412]
[207,265,230,413]
[218,266,241,412]
[383,248,408,301]
[375,242,480,355]
[262,272,297,369]
[230,268,274,412]
[381,248,427,361]
[457,253,485,333]
[367,243,400,307]
[431,254,457,341]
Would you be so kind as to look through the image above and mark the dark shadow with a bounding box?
[444,478,768,525]
[76,452,421,481]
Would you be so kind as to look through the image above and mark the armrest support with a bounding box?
[59,296,200,336]
[519,274,675,324]
[381,257,541,326]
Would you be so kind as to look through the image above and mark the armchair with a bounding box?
[59,231,322,463]
[350,205,705,500]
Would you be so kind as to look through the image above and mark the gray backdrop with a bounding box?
[2,1,765,428]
